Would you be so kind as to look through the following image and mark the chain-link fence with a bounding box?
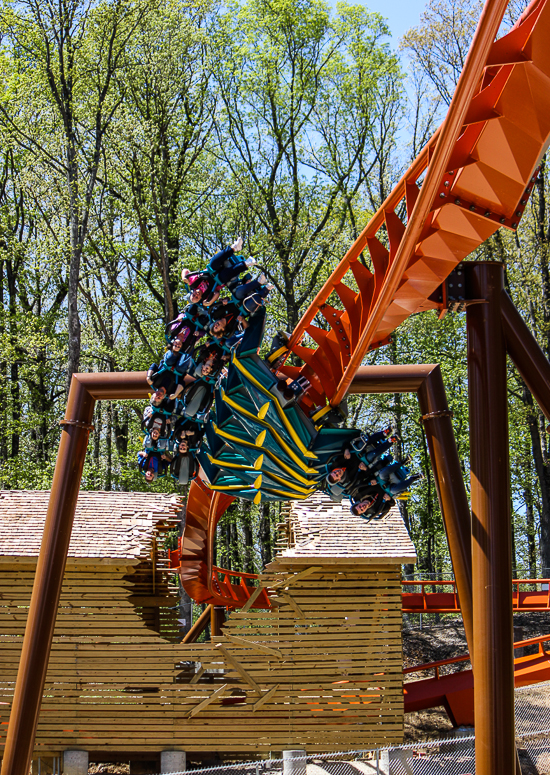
[165,737,548,775]
[516,681,550,737]
[154,737,550,775]
[152,681,550,775]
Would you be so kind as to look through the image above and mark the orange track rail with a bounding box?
[178,478,272,606]
[180,0,550,608]
[179,478,234,604]
[280,0,550,407]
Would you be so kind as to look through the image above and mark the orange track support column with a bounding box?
[1,372,149,775]
[465,263,516,774]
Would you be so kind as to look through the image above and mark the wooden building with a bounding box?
[0,490,415,766]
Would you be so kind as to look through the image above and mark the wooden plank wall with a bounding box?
[0,558,180,641]
[0,563,403,757]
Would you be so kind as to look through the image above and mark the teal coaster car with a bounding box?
[197,309,360,503]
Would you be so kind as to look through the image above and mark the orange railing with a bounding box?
[402,579,460,613]
[210,566,272,609]
[402,578,550,613]
[174,544,550,613]
[404,633,550,680]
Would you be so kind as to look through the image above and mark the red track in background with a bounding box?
[402,579,550,612]
[403,633,550,725]
[170,539,550,614]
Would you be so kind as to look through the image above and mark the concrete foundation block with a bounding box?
[283,749,306,775]
[161,750,186,773]
[63,750,88,775]
[378,750,390,775]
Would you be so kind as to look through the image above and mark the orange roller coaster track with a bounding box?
[180,0,550,612]
[279,0,550,408]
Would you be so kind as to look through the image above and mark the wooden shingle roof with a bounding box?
[282,492,417,564]
[0,490,181,561]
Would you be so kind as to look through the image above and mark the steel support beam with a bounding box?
[181,604,213,644]
[502,289,550,423]
[3,366,472,770]
[465,263,516,774]
[1,372,149,775]
[350,364,473,650]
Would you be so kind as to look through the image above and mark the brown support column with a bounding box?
[211,606,226,637]
[1,372,148,775]
[418,371,473,651]
[1,378,95,775]
[502,294,550,765]
[501,289,550,423]
[465,263,515,774]
[351,364,473,651]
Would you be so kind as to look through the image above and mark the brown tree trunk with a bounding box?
[6,263,20,460]
[230,519,241,570]
[259,503,272,567]
[524,484,537,578]
[241,501,255,574]
[105,401,112,491]
[93,404,102,488]
[67,145,82,385]
[224,517,232,571]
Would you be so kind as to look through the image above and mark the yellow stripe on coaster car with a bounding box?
[231,353,317,460]
[257,402,270,420]
[207,455,316,496]
[312,404,333,422]
[266,345,288,363]
[221,390,317,475]
[207,454,255,472]
[261,471,316,496]
[211,424,316,486]
[262,486,313,500]
[208,484,254,492]
[255,430,266,446]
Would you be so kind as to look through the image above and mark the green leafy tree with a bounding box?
[212,0,403,329]
[0,0,151,383]
[106,0,216,324]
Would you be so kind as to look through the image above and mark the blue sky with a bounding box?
[348,0,428,46]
